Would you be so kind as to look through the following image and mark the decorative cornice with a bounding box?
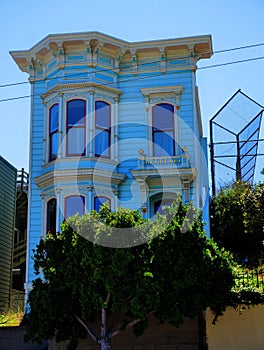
[131,167,196,184]
[41,82,122,100]
[141,85,184,98]
[10,32,212,73]
[35,168,126,189]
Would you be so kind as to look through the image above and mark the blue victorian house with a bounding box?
[11,31,212,298]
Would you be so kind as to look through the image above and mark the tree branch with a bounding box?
[105,292,111,306]
[110,310,156,338]
[74,314,100,344]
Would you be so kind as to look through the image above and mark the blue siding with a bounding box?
[12,33,211,290]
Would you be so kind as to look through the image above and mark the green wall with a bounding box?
[0,156,17,311]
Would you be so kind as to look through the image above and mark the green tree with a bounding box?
[210,181,264,265]
[25,200,236,350]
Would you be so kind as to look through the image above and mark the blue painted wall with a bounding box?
[11,32,212,291]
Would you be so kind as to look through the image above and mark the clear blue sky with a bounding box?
[0,0,264,183]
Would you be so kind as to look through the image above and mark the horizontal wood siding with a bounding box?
[0,157,17,310]
[25,48,208,284]
[28,82,45,282]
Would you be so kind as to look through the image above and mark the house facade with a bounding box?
[0,156,17,311]
[10,31,212,297]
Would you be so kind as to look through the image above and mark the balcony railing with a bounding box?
[137,155,190,170]
[17,168,29,193]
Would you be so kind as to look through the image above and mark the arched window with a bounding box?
[152,103,175,156]
[95,101,111,158]
[65,195,85,219]
[66,99,86,156]
[49,104,59,161]
[94,196,110,212]
[154,198,174,215]
[46,198,57,233]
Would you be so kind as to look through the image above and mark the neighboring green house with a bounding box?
[0,156,17,311]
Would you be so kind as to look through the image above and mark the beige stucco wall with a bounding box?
[206,305,264,350]
[49,316,200,350]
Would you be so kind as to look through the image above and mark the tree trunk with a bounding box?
[100,337,111,350]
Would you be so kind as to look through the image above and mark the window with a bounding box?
[95,101,111,158]
[66,99,86,156]
[65,195,85,219]
[46,198,57,233]
[152,103,175,156]
[49,104,59,161]
[94,196,110,212]
[154,198,174,215]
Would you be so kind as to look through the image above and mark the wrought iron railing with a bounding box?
[137,155,190,169]
[234,267,264,292]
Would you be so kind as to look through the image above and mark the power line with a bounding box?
[1,40,264,89]
[199,55,264,70]
[1,52,264,104]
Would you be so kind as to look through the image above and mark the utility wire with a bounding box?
[1,52,264,103]
[1,41,264,89]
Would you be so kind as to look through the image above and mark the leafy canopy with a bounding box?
[25,199,237,350]
[210,181,264,265]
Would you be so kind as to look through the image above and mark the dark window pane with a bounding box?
[49,104,59,133]
[49,104,59,161]
[153,103,175,157]
[153,131,174,156]
[65,195,85,219]
[95,130,110,157]
[47,198,57,233]
[95,101,110,129]
[67,127,85,155]
[95,101,111,157]
[153,103,174,130]
[94,196,110,212]
[154,199,173,215]
[67,100,85,126]
[50,133,58,160]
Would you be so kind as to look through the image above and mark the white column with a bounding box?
[41,194,46,236]
[113,190,119,211]
[86,186,93,212]
[113,97,119,161]
[55,188,63,231]
[85,94,89,157]
[88,91,95,157]
[146,96,152,156]
[43,102,48,164]
[58,93,64,158]
[174,94,180,155]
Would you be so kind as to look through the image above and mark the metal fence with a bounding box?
[235,268,264,291]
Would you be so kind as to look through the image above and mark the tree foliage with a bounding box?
[210,181,264,265]
[25,199,237,350]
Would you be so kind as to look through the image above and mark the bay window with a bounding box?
[66,99,86,156]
